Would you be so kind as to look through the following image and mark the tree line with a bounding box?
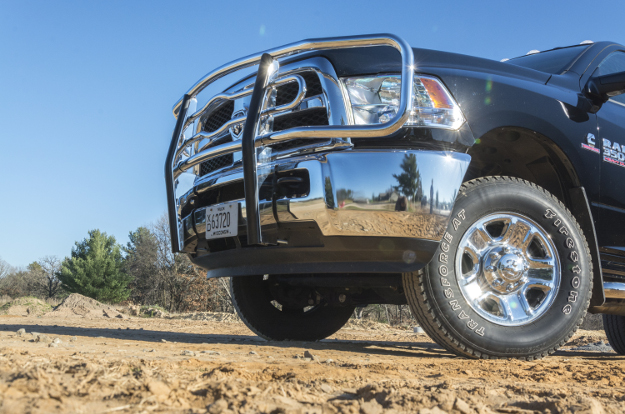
[0,214,232,313]
[1,215,415,325]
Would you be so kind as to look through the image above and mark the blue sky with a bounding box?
[1,0,624,267]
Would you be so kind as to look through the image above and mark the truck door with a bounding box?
[596,52,625,270]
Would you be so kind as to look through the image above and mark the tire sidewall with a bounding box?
[426,180,590,357]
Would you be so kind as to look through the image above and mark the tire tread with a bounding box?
[603,314,625,355]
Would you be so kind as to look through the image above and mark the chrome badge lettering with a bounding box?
[581,133,600,153]
[603,138,625,168]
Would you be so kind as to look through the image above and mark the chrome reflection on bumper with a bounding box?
[179,149,470,249]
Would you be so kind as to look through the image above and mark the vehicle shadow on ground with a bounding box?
[4,323,618,359]
[0,323,450,358]
[553,349,622,359]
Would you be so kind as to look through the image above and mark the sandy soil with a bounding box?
[1,311,624,414]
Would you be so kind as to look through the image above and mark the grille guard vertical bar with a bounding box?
[165,94,191,252]
[242,53,278,245]
[166,34,414,252]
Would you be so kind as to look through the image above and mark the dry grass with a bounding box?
[0,296,60,308]
[0,295,11,307]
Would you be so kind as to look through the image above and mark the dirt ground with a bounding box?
[1,307,624,414]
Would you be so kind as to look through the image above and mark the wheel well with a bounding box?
[465,127,580,206]
[465,127,604,307]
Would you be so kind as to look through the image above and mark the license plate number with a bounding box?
[206,202,239,240]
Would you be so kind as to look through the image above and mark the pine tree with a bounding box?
[58,230,132,303]
[124,227,160,305]
[392,153,423,201]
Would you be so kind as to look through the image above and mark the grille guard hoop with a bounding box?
[166,34,415,252]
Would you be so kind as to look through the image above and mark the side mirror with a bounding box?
[586,71,625,105]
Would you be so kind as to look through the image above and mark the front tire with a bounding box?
[230,275,355,341]
[404,177,592,359]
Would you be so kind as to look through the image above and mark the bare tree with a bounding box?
[0,257,64,299]
[34,256,63,298]
[124,214,233,313]
[0,257,12,279]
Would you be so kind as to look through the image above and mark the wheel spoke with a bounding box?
[501,294,530,322]
[464,245,480,266]
[467,226,492,252]
[460,277,484,301]
[502,220,532,249]
[516,292,534,316]
[527,258,556,280]
[525,277,554,292]
[527,257,555,270]
[459,269,479,287]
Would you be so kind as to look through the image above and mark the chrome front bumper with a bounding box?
[178,149,470,276]
[166,34,416,252]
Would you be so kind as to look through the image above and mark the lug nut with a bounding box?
[506,283,515,291]
[486,265,495,272]
[489,252,499,259]
[503,246,511,253]
[338,294,347,303]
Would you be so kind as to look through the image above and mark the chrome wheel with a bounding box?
[455,212,560,327]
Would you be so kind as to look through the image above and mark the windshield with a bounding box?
[506,45,589,74]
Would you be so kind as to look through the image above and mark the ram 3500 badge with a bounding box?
[165,34,625,359]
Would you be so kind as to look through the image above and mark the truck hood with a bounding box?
[308,46,551,85]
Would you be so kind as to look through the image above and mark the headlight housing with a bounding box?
[342,74,465,130]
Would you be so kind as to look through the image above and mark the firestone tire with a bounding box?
[230,275,355,341]
[603,314,625,355]
[403,177,592,360]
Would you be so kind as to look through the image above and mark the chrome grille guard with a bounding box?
[166,34,414,252]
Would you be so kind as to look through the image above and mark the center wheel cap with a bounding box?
[498,253,525,281]
[483,246,529,293]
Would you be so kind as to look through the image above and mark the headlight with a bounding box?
[342,74,465,130]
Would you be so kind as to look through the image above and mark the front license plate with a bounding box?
[206,201,239,240]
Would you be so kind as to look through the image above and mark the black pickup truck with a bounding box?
[165,35,625,360]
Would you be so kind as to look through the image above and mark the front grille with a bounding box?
[204,101,234,132]
[200,153,233,177]
[275,72,323,106]
[273,108,329,131]
[199,135,234,177]
[200,154,234,177]
[271,108,330,153]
